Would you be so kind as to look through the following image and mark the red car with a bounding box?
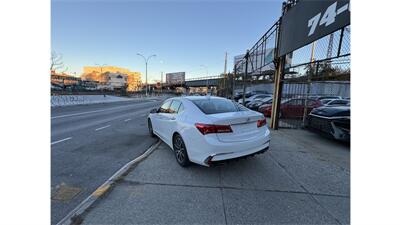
[259,98,322,118]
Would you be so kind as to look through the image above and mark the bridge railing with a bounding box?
[185,75,223,81]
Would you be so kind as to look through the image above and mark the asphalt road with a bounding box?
[51,98,165,224]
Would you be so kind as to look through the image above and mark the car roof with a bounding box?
[183,96,228,101]
[321,98,337,102]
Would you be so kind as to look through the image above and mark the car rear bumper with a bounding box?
[307,115,350,142]
[183,129,270,166]
[203,141,270,166]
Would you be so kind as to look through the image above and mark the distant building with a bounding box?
[82,66,141,91]
[51,70,81,86]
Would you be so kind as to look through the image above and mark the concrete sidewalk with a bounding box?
[80,129,350,225]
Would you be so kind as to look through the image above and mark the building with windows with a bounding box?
[82,66,141,91]
[51,70,80,86]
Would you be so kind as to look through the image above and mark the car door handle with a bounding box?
[170,117,176,120]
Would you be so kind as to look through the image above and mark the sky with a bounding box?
[51,0,282,82]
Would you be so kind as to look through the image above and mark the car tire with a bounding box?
[304,117,310,128]
[148,119,156,137]
[173,134,190,167]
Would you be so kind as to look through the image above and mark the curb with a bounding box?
[56,140,162,225]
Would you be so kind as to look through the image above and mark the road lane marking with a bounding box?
[94,125,110,131]
[51,137,72,145]
[52,107,156,137]
[51,101,159,119]
[124,118,131,122]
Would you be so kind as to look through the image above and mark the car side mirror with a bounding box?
[150,108,159,114]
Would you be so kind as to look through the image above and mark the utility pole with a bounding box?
[160,72,163,94]
[310,41,316,63]
[242,50,249,104]
[231,65,236,101]
[224,52,228,97]
[224,52,228,75]
[327,34,334,59]
[95,63,107,85]
[302,41,316,126]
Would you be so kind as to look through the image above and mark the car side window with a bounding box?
[169,100,181,114]
[159,100,172,113]
[177,103,184,114]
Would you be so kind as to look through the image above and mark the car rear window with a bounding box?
[191,98,244,114]
[321,99,332,104]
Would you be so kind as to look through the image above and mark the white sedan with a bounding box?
[147,96,270,167]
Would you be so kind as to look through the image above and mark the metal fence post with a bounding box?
[242,50,249,104]
[302,64,313,127]
[271,18,283,130]
[271,56,285,130]
[302,41,317,127]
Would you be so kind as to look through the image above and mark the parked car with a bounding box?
[238,93,272,105]
[147,96,270,167]
[247,97,273,111]
[245,90,269,98]
[51,84,63,90]
[233,92,243,101]
[309,95,342,101]
[320,99,350,106]
[259,98,322,118]
[306,105,350,142]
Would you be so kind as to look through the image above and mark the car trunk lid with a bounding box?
[206,111,265,142]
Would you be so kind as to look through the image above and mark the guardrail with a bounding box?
[50,93,171,107]
[51,95,87,107]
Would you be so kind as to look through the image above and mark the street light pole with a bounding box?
[95,63,107,74]
[95,63,107,84]
[137,53,156,97]
[145,61,148,95]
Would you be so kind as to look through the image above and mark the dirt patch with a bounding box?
[52,184,81,201]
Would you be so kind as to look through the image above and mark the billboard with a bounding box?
[166,72,185,84]
[278,0,350,57]
[233,48,275,74]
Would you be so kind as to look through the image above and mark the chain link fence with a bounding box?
[222,19,350,131]
[279,25,350,128]
[217,22,279,100]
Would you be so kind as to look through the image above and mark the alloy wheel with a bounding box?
[174,136,185,163]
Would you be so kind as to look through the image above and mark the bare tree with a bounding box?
[50,51,64,72]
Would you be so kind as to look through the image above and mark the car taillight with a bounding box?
[257,118,267,127]
[195,123,233,135]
